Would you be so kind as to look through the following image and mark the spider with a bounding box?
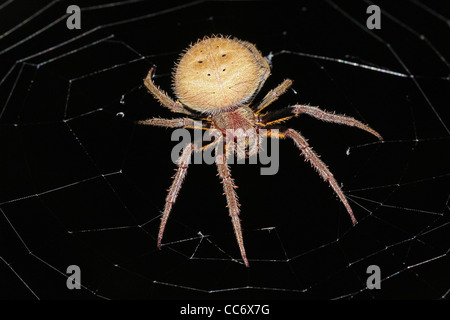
[138,35,382,267]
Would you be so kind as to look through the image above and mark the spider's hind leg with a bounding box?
[143,68,191,115]
[253,79,293,114]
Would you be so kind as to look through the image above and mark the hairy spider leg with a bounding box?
[261,128,358,225]
[215,144,249,267]
[253,79,293,114]
[144,68,192,115]
[157,143,195,248]
[157,137,221,248]
[137,116,218,248]
[291,105,383,140]
[137,117,209,130]
[287,104,382,222]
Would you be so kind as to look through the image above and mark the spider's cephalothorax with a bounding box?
[138,35,383,267]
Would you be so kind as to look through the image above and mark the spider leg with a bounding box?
[158,137,220,248]
[258,107,295,126]
[144,68,192,115]
[216,151,249,267]
[254,79,293,114]
[137,117,209,130]
[273,128,358,225]
[292,105,383,140]
[157,143,195,248]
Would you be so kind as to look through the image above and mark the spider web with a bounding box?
[0,0,449,300]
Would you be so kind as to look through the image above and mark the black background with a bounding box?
[0,0,449,300]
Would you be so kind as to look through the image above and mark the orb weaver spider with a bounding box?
[138,35,382,267]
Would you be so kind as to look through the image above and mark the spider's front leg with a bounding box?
[216,152,249,267]
[157,143,195,248]
[277,129,358,225]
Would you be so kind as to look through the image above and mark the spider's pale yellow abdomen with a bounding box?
[173,35,270,113]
